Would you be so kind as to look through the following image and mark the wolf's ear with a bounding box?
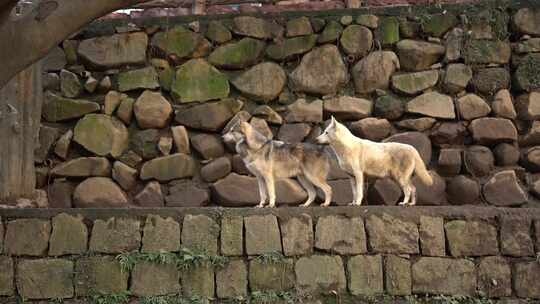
[330,116,337,127]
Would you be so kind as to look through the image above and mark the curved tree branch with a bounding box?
[0,0,153,89]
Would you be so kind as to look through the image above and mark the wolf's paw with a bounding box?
[255,204,265,208]
[300,203,310,208]
[265,204,276,208]
[398,201,407,206]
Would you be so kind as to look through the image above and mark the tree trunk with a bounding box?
[0,62,42,202]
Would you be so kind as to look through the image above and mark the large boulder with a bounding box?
[463,40,511,64]
[471,67,510,95]
[492,89,516,119]
[513,8,540,36]
[391,70,439,95]
[384,132,432,164]
[406,92,455,119]
[483,170,528,207]
[74,114,129,158]
[208,38,265,69]
[130,129,160,160]
[373,94,404,120]
[266,35,318,61]
[134,91,172,129]
[456,94,491,120]
[444,220,498,256]
[286,17,313,37]
[366,214,419,254]
[171,59,230,103]
[396,40,445,71]
[443,63,472,94]
[514,54,540,92]
[318,21,343,44]
[206,21,232,44]
[469,118,517,145]
[212,173,307,206]
[166,180,210,207]
[447,175,480,205]
[150,27,201,58]
[284,98,323,123]
[231,62,286,102]
[117,67,159,92]
[350,118,392,142]
[73,177,128,208]
[77,32,148,69]
[60,69,82,98]
[289,45,349,95]
[352,51,400,94]
[175,99,243,131]
[340,25,373,57]
[51,157,111,177]
[140,153,197,182]
[464,145,495,177]
[323,96,372,121]
[232,16,273,39]
[516,91,540,120]
[412,258,476,296]
[42,92,99,122]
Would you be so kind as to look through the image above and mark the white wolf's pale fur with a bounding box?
[316,117,433,206]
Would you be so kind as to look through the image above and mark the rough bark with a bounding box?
[0,0,153,89]
[0,62,42,201]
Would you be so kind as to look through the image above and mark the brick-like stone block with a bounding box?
[412,257,476,296]
[295,255,346,294]
[315,216,366,255]
[5,219,51,256]
[49,213,88,256]
[17,259,74,299]
[445,220,498,257]
[75,256,128,296]
[419,216,445,256]
[181,264,215,298]
[89,218,141,254]
[0,256,14,296]
[280,214,313,256]
[348,255,383,296]
[245,215,282,255]
[478,256,511,298]
[249,259,295,292]
[216,259,248,298]
[366,214,419,254]
[221,215,243,256]
[500,217,534,257]
[514,262,540,299]
[385,255,411,296]
[131,262,181,296]
[142,215,181,253]
[181,214,219,255]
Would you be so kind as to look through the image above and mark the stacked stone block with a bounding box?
[0,209,539,301]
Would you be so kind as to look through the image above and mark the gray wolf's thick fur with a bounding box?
[222,121,332,208]
[316,117,433,206]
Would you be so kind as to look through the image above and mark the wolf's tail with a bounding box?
[413,150,433,186]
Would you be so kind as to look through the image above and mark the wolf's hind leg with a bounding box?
[298,175,316,207]
[398,180,412,206]
[264,176,277,208]
[255,175,267,208]
[350,171,364,206]
[408,184,417,206]
[349,175,357,204]
[306,173,333,207]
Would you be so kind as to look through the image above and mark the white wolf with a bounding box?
[316,117,433,206]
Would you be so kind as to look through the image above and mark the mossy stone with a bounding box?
[151,27,200,58]
[117,66,160,92]
[208,38,265,69]
[140,153,197,182]
[318,20,343,44]
[75,256,128,296]
[158,67,175,92]
[340,25,373,57]
[42,92,99,122]
[463,39,511,64]
[399,17,421,38]
[286,17,313,37]
[266,34,317,61]
[421,13,458,37]
[514,53,540,92]
[356,14,379,29]
[311,18,326,32]
[130,128,160,160]
[377,17,400,46]
[74,114,129,158]
[172,58,230,103]
[374,95,405,120]
[206,21,232,44]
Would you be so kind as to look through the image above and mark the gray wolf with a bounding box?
[316,117,433,206]
[222,121,332,208]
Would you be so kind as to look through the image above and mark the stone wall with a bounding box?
[0,207,539,302]
[32,1,540,208]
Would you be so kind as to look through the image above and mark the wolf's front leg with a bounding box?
[264,176,277,208]
[350,171,364,206]
[349,175,357,205]
[255,175,267,208]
